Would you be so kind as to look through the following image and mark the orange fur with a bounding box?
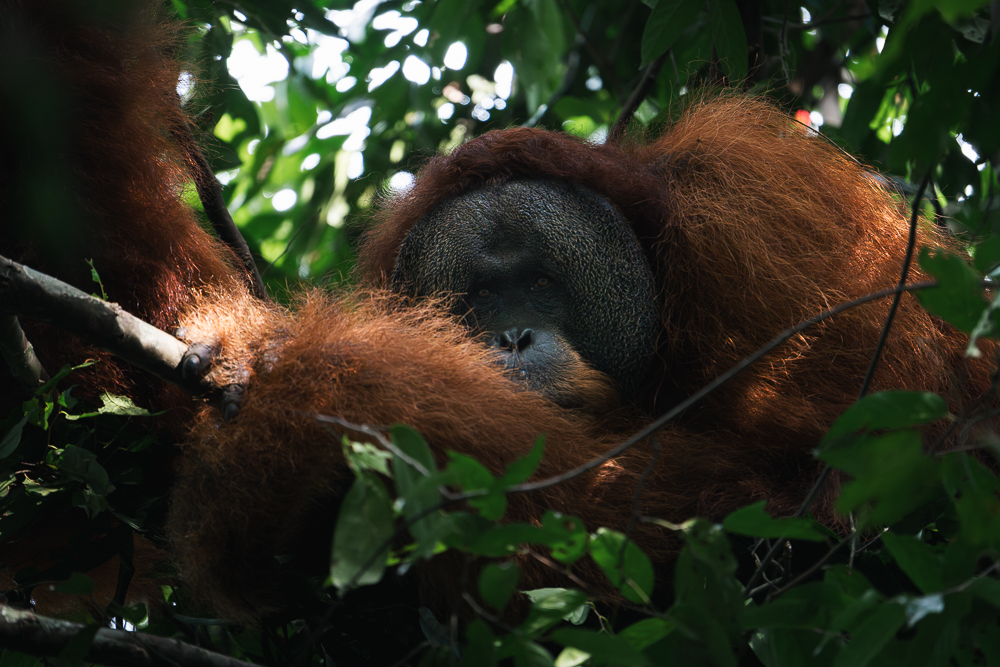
[0,0,241,411]
[1,3,993,627]
[166,99,993,623]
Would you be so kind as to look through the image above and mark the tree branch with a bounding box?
[0,314,49,393]
[0,254,211,397]
[0,604,256,667]
[608,53,668,144]
[170,119,268,302]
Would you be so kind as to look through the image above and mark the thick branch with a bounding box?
[0,254,211,397]
[0,315,49,392]
[0,604,255,667]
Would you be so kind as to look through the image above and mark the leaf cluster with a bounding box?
[172,0,998,292]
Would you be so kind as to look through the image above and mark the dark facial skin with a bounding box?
[462,251,581,392]
[393,179,660,404]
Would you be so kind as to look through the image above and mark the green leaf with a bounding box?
[499,436,545,487]
[520,588,589,635]
[444,451,495,489]
[330,473,394,591]
[741,583,847,629]
[550,628,650,666]
[440,511,499,550]
[343,439,392,477]
[882,532,944,593]
[498,636,555,667]
[678,518,739,581]
[464,620,498,667]
[973,624,1000,666]
[617,618,676,650]
[479,561,521,612]
[35,362,88,397]
[822,391,948,443]
[72,488,108,517]
[965,289,1000,358]
[390,424,436,477]
[391,425,443,558]
[668,603,737,667]
[825,565,877,600]
[63,392,157,421]
[722,501,827,542]
[972,235,1000,275]
[0,649,45,666]
[96,393,153,417]
[589,528,655,604]
[441,451,505,520]
[708,0,747,80]
[968,577,1000,610]
[899,593,944,628]
[941,455,1000,550]
[833,603,905,667]
[541,511,588,564]
[821,431,939,526]
[55,624,100,667]
[640,0,705,65]
[50,446,114,496]
[554,645,591,667]
[918,247,987,334]
[53,572,95,595]
[750,626,841,667]
[552,96,616,127]
[906,0,991,23]
[464,512,589,559]
[0,410,32,459]
[468,522,547,557]
[55,387,76,410]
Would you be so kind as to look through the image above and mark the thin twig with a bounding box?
[779,0,791,85]
[763,13,873,30]
[859,170,932,397]
[768,539,851,599]
[744,174,933,595]
[553,0,620,95]
[608,53,669,145]
[315,414,433,478]
[327,280,942,604]
[625,436,662,542]
[170,119,268,301]
[516,281,936,496]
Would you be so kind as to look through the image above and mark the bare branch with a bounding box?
[857,170,933,397]
[0,315,49,393]
[170,119,268,302]
[608,53,669,144]
[0,254,211,397]
[0,604,256,667]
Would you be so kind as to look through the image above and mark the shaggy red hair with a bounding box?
[165,99,992,622]
[1,3,991,625]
